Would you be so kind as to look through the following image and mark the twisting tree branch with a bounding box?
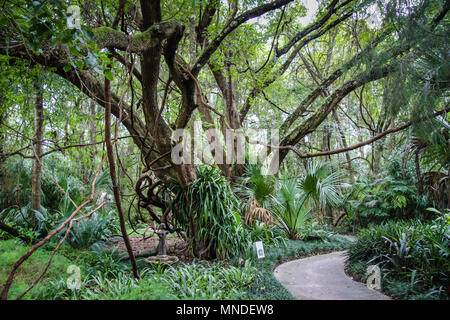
[191,0,294,75]
[93,21,184,52]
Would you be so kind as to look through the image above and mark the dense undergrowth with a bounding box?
[346,213,449,300]
[1,157,448,300]
[342,158,433,230]
[0,232,352,300]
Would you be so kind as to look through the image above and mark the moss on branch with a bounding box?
[92,22,184,52]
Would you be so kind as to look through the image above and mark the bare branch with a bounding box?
[281,109,448,159]
[191,0,293,75]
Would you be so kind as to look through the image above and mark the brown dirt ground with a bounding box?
[107,235,186,257]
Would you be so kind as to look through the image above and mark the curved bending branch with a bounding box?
[276,0,353,57]
[280,109,448,159]
[240,6,356,123]
[191,0,294,75]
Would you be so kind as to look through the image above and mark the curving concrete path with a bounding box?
[274,251,391,300]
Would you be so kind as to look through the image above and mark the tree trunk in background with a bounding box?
[372,138,386,175]
[0,112,5,184]
[88,100,98,182]
[414,149,422,194]
[30,79,44,217]
[386,119,395,155]
[320,122,334,222]
[79,128,87,184]
[332,109,355,184]
[210,50,245,180]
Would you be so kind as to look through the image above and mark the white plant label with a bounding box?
[255,241,265,259]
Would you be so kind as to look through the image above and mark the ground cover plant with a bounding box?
[346,212,449,300]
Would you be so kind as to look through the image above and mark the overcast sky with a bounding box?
[298,0,319,25]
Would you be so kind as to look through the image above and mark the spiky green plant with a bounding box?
[236,164,275,204]
[300,161,343,209]
[169,165,252,259]
[347,215,449,300]
[270,176,310,239]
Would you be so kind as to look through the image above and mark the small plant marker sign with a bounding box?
[255,241,265,259]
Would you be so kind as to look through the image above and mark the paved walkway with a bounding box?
[274,251,391,300]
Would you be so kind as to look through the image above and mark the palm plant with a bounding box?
[270,176,310,239]
[235,165,275,226]
[300,161,343,211]
[235,165,274,203]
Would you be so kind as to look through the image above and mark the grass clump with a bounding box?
[0,239,73,299]
[163,261,258,299]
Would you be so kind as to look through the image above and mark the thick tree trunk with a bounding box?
[30,79,44,218]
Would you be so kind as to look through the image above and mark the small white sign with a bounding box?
[255,241,265,259]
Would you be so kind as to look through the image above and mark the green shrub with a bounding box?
[346,215,449,299]
[65,211,118,250]
[345,158,430,228]
[247,221,286,247]
[34,271,175,300]
[84,247,128,278]
[169,165,252,259]
[0,204,62,241]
